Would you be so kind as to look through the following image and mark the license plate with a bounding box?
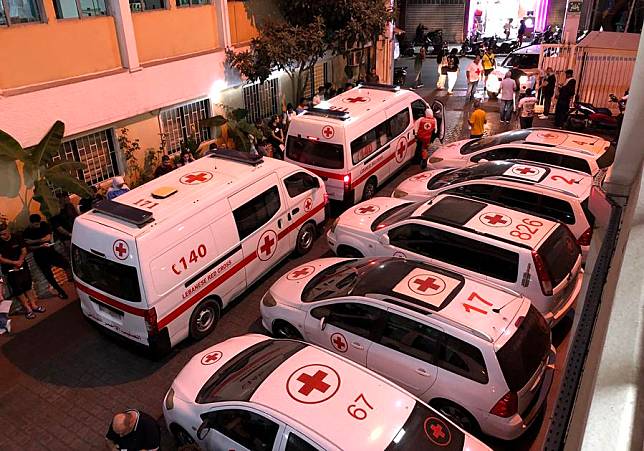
[98,303,123,320]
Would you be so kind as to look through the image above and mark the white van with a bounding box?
[71,150,327,353]
[285,83,445,204]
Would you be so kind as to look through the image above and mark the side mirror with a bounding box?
[196,421,211,440]
[320,316,327,331]
[378,234,390,246]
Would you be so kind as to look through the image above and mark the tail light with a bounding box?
[144,307,158,336]
[323,193,329,205]
[343,174,351,191]
[490,391,518,418]
[515,315,525,328]
[577,227,592,247]
[532,251,553,296]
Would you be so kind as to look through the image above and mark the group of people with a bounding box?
[0,194,79,334]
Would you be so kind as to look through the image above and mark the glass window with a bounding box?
[78,0,107,16]
[310,303,382,339]
[537,225,580,287]
[286,136,344,170]
[437,335,488,383]
[53,0,78,18]
[0,1,6,24]
[176,0,208,5]
[159,99,210,152]
[538,196,575,224]
[71,244,141,303]
[560,155,592,174]
[129,0,164,10]
[351,123,388,164]
[52,0,107,21]
[285,433,320,451]
[471,147,521,163]
[283,172,319,198]
[460,130,531,154]
[388,108,410,139]
[379,314,441,364]
[53,129,119,186]
[445,184,498,202]
[495,187,541,213]
[388,224,434,256]
[411,99,427,121]
[233,186,281,240]
[209,409,278,451]
[371,201,420,231]
[4,0,42,24]
[517,148,562,166]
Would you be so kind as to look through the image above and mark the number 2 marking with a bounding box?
[463,292,493,315]
[551,175,575,185]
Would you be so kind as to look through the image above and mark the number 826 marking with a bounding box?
[510,218,544,241]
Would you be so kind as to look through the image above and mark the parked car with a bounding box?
[485,45,541,98]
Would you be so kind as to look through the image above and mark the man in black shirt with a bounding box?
[23,214,70,299]
[106,410,161,451]
[554,69,576,127]
[0,223,44,320]
[539,67,557,119]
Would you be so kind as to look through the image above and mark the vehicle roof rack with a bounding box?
[93,199,154,228]
[209,149,263,165]
[304,108,350,120]
[357,82,401,92]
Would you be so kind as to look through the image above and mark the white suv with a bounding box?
[427,128,614,181]
[392,160,602,259]
[327,194,584,326]
[260,257,556,440]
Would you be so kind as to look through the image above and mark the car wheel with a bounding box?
[435,402,480,435]
[172,425,195,446]
[189,299,220,340]
[273,320,303,339]
[337,246,364,258]
[295,223,316,255]
[362,178,377,201]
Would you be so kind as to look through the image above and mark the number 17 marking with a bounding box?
[463,292,493,315]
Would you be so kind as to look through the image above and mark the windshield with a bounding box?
[460,130,532,155]
[302,259,366,302]
[371,202,420,231]
[385,402,465,450]
[538,225,581,287]
[426,162,512,190]
[496,305,550,391]
[503,53,539,69]
[196,340,306,404]
[72,244,141,303]
[286,136,344,169]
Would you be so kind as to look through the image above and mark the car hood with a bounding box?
[337,197,412,232]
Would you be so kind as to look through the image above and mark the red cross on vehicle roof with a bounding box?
[413,276,440,293]
[484,214,508,225]
[297,370,331,396]
[345,96,368,103]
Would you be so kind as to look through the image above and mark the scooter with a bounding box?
[567,94,620,130]
[394,66,407,86]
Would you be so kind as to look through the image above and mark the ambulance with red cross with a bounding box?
[162,334,492,450]
[327,194,584,326]
[71,150,327,353]
[284,83,445,204]
[260,257,556,440]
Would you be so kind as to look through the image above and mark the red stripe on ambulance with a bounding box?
[75,282,147,317]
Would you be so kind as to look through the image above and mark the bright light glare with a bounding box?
[369,426,383,442]
[317,100,331,110]
[209,79,228,104]
[519,76,529,84]
[393,428,406,444]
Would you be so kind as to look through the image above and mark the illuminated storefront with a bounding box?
[467,0,550,37]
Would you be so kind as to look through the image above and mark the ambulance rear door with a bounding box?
[431,99,446,143]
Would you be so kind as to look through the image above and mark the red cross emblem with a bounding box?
[479,212,512,227]
[343,96,369,104]
[286,265,316,281]
[395,139,407,163]
[538,132,558,139]
[572,139,590,146]
[304,198,313,212]
[180,171,213,185]
[113,240,129,260]
[408,274,446,296]
[200,350,223,365]
[330,333,348,353]
[424,417,452,446]
[257,230,278,261]
[393,251,407,258]
[322,125,335,139]
[286,364,341,404]
[512,166,537,175]
[412,174,429,181]
[354,205,380,215]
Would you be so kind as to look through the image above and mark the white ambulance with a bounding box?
[285,83,445,204]
[71,150,327,354]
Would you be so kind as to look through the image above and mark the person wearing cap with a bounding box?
[107,176,130,200]
[416,108,437,169]
[154,155,175,178]
[518,89,538,128]
[0,223,44,320]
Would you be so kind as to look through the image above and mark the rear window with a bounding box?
[196,340,306,404]
[286,136,344,169]
[596,144,615,169]
[460,130,532,155]
[72,244,141,303]
[496,306,550,391]
[538,225,581,287]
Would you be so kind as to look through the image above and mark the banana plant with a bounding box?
[0,121,92,219]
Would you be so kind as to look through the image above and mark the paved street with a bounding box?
[0,65,587,450]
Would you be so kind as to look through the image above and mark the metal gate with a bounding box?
[405,0,465,43]
[243,78,280,123]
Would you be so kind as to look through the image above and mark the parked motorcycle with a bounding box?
[567,94,621,131]
[394,66,407,86]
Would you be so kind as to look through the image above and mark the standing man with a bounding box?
[518,89,538,128]
[554,69,576,128]
[23,214,70,300]
[466,55,484,102]
[0,223,44,320]
[499,72,517,123]
[436,44,448,90]
[468,100,487,138]
[51,193,78,256]
[446,48,460,95]
[415,108,437,169]
[517,19,526,45]
[413,46,426,89]
[482,48,496,96]
[539,67,556,119]
[503,18,513,40]
[106,409,160,451]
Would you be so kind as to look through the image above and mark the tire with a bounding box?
[295,222,316,255]
[272,320,303,339]
[434,401,480,435]
[189,299,221,340]
[362,177,377,201]
[337,246,364,258]
[171,425,195,447]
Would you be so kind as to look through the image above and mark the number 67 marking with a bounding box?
[348,393,374,421]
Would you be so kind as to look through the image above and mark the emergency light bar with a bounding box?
[93,199,154,228]
[358,83,400,92]
[304,108,350,120]
[210,148,263,166]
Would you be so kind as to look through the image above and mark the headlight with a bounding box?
[262,292,277,307]
[519,75,528,85]
[165,388,174,410]
[393,189,408,198]
[330,218,340,234]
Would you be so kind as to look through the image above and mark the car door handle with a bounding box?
[292,207,300,215]
[278,219,283,228]
[415,368,431,376]
[351,342,364,350]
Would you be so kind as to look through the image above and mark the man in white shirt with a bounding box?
[518,89,537,128]
[466,55,484,102]
[499,72,517,123]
